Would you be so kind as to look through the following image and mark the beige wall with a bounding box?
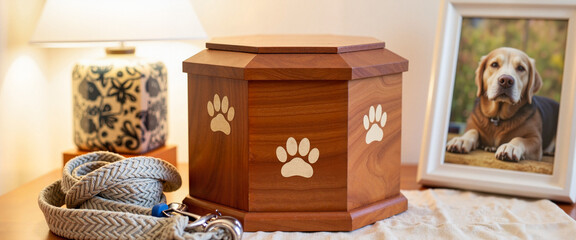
[0,0,441,195]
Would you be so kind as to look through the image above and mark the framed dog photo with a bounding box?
[418,0,576,203]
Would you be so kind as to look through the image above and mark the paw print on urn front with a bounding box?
[363,104,388,144]
[276,137,320,178]
[207,94,235,135]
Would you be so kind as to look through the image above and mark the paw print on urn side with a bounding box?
[363,104,388,144]
[276,137,320,178]
[207,94,235,135]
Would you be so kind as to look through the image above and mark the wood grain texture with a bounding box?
[184,49,408,82]
[247,80,349,212]
[187,74,249,210]
[183,35,409,231]
[245,53,352,80]
[206,35,385,54]
[349,193,407,230]
[184,193,406,232]
[341,49,409,79]
[347,74,403,210]
[243,49,407,81]
[182,50,256,79]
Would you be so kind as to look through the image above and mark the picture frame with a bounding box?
[418,0,576,203]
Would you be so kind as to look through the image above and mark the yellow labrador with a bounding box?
[446,47,559,162]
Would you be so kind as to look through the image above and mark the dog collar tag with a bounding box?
[490,117,500,126]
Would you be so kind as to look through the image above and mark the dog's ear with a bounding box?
[475,55,488,97]
[526,58,542,104]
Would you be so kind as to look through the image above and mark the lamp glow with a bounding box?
[31,0,206,154]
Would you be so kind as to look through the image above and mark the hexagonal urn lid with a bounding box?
[206,34,386,53]
[183,34,408,80]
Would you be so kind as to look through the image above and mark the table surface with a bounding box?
[1,164,574,240]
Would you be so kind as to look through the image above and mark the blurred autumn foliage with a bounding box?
[450,18,567,123]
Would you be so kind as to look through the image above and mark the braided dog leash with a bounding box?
[38,151,228,240]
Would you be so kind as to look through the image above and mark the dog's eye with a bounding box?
[517,65,526,72]
[490,62,499,68]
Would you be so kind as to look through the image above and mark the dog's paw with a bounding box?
[446,137,475,153]
[495,143,524,162]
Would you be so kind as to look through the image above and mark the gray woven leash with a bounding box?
[38,151,224,240]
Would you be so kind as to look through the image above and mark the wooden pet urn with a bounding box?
[182,35,408,232]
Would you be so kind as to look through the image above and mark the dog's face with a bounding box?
[475,47,542,104]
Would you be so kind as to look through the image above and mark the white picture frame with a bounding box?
[418,0,576,203]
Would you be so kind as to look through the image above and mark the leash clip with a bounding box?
[152,202,243,240]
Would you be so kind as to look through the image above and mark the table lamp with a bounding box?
[30,0,206,154]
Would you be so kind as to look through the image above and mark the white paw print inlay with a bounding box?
[207,94,235,135]
[276,137,320,178]
[363,104,387,144]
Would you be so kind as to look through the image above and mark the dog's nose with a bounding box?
[498,75,514,88]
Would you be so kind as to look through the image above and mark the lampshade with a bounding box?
[31,0,206,44]
[30,0,206,155]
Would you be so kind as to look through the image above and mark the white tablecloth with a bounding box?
[243,189,576,239]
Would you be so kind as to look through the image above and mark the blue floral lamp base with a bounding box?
[72,47,167,154]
